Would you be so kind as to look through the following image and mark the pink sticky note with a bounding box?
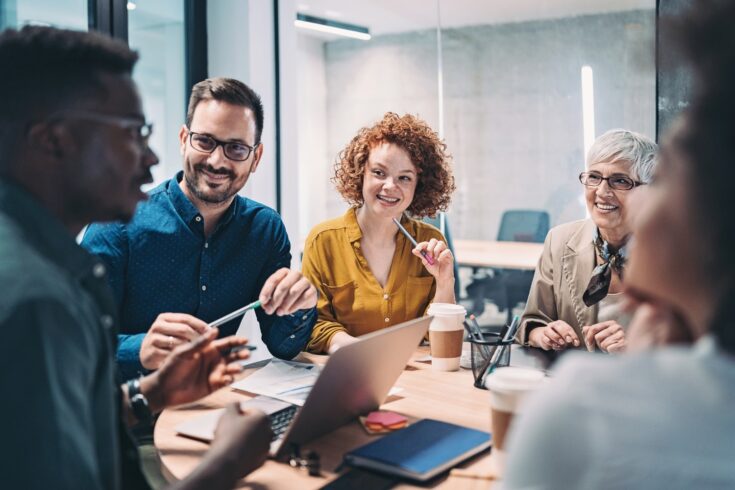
[366,411,407,427]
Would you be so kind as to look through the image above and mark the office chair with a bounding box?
[469,209,551,325]
[497,209,550,243]
[422,213,461,300]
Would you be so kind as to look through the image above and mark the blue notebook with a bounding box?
[343,419,492,482]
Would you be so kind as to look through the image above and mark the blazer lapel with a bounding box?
[562,220,597,329]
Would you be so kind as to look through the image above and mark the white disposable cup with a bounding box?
[427,303,466,371]
[484,366,546,476]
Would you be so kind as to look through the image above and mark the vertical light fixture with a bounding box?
[436,0,446,235]
[581,65,596,163]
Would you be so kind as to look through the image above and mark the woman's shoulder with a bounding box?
[410,218,446,242]
[304,212,352,249]
[543,219,594,249]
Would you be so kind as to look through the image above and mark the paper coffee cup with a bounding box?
[427,303,466,371]
[484,367,545,451]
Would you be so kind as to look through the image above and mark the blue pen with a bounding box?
[392,218,435,265]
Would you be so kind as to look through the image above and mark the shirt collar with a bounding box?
[345,207,415,245]
[0,178,98,280]
[169,171,239,229]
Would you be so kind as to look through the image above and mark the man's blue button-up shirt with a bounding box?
[82,172,316,380]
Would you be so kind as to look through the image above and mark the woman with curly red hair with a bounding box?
[302,112,456,354]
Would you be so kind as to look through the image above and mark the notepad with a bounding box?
[343,418,492,482]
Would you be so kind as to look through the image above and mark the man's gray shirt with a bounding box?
[0,180,121,489]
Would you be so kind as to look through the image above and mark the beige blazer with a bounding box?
[518,219,599,345]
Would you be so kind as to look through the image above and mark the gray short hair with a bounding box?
[586,129,658,183]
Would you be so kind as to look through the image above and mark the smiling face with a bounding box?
[361,142,418,219]
[179,99,262,206]
[584,159,639,241]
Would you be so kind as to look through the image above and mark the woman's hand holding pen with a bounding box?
[413,239,455,303]
[413,238,454,282]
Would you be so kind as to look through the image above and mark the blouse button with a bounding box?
[195,216,202,222]
[383,293,389,300]
[384,317,390,323]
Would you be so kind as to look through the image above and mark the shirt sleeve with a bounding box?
[82,223,147,378]
[517,228,558,343]
[253,214,316,359]
[0,299,107,489]
[301,232,350,354]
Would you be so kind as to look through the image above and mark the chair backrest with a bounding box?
[422,213,460,298]
[497,210,550,243]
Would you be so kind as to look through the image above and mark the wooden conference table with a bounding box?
[154,347,542,489]
[453,240,543,271]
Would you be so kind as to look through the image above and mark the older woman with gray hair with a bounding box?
[517,129,657,353]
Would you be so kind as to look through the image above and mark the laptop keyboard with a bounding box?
[270,405,298,440]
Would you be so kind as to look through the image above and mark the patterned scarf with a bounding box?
[582,228,628,307]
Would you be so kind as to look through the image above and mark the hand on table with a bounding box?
[582,321,626,353]
[259,268,318,316]
[140,328,252,412]
[140,313,209,370]
[528,320,580,350]
[413,238,454,283]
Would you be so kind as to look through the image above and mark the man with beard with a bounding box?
[0,27,272,489]
[82,78,317,380]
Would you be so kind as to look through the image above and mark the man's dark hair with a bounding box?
[0,26,138,164]
[668,0,735,352]
[186,77,265,145]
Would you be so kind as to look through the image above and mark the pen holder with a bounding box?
[469,333,513,389]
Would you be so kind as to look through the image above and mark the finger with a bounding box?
[594,326,619,347]
[156,313,209,334]
[151,334,186,350]
[548,324,572,347]
[268,271,301,314]
[277,278,311,315]
[413,241,429,253]
[437,248,453,264]
[425,238,439,257]
[544,327,564,345]
[224,363,245,375]
[586,331,597,352]
[174,327,218,358]
[541,335,555,350]
[606,339,627,353]
[259,268,289,308]
[152,321,203,341]
[600,331,625,352]
[432,241,447,257]
[291,284,318,310]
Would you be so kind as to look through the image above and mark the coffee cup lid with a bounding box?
[427,303,467,316]
[484,366,545,393]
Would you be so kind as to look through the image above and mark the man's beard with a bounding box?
[184,160,238,204]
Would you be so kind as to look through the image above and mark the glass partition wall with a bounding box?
[290,0,656,323]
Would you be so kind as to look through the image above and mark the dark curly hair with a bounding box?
[667,0,735,352]
[332,112,455,218]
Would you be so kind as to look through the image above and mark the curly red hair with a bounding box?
[332,112,455,218]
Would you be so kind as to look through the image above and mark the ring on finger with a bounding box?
[167,335,174,349]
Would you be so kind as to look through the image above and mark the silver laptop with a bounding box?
[175,315,431,459]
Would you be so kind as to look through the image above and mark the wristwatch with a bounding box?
[126,377,152,424]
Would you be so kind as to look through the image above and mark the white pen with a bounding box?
[207,299,262,329]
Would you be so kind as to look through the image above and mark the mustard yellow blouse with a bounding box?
[302,208,444,353]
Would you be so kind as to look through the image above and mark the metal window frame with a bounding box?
[88,0,207,122]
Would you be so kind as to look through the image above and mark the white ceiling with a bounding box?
[297,0,655,36]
